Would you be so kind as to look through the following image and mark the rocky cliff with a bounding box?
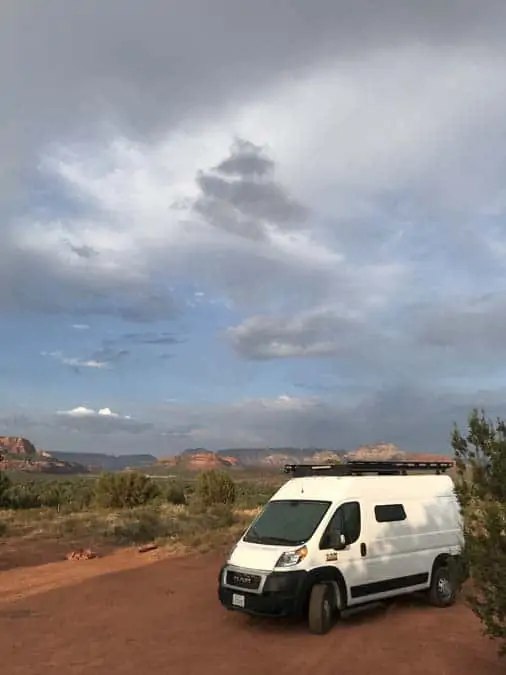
[160,449,236,470]
[0,436,37,456]
[215,447,346,467]
[159,443,453,470]
[347,443,406,461]
[0,437,88,473]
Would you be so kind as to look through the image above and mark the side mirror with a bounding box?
[328,530,348,550]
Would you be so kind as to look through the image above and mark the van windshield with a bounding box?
[243,499,331,546]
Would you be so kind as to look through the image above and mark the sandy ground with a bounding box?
[0,544,502,675]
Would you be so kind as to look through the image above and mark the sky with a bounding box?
[2,1,506,456]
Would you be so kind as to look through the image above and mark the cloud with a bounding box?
[6,35,505,325]
[41,345,131,373]
[149,388,506,452]
[55,406,152,434]
[214,138,274,178]
[41,351,110,370]
[156,394,344,447]
[90,346,130,364]
[194,137,308,241]
[24,134,345,315]
[60,406,125,418]
[4,1,506,454]
[227,308,374,359]
[4,385,506,454]
[409,292,506,357]
[121,331,183,345]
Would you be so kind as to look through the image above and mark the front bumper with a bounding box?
[218,566,308,617]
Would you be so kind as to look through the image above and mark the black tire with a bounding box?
[428,565,457,608]
[308,583,335,634]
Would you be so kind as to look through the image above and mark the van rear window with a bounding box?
[374,504,406,522]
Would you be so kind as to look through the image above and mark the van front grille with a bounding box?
[225,570,262,590]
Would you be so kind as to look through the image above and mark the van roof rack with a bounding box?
[283,460,454,478]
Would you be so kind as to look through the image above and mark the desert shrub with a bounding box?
[452,408,506,655]
[164,480,186,505]
[56,480,94,511]
[0,470,11,507]
[200,502,236,529]
[235,480,277,509]
[108,507,176,544]
[94,471,160,509]
[2,478,95,511]
[36,482,62,508]
[176,503,239,550]
[37,481,78,509]
[4,481,41,509]
[194,469,236,507]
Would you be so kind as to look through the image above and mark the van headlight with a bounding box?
[275,545,308,568]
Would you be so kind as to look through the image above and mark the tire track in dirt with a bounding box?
[0,552,501,675]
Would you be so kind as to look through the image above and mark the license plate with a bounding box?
[232,593,245,608]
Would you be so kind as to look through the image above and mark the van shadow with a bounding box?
[241,592,435,635]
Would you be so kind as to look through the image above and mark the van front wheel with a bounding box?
[428,565,457,608]
[308,583,335,634]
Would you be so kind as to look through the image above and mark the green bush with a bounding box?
[452,408,506,656]
[1,478,95,511]
[108,507,176,544]
[0,470,11,507]
[4,481,41,509]
[235,480,278,509]
[194,469,236,507]
[165,480,186,505]
[94,471,160,509]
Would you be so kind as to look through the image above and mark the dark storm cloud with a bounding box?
[4,0,503,202]
[1,0,505,318]
[214,139,275,177]
[194,140,308,241]
[66,242,99,259]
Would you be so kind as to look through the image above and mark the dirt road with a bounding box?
[0,550,501,675]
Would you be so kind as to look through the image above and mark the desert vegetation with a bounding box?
[0,467,280,551]
[452,408,506,656]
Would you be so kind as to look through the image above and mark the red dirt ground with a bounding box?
[0,537,116,571]
[0,547,502,675]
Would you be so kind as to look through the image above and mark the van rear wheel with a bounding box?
[428,565,457,608]
[308,583,335,634]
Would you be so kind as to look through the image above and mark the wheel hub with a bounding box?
[438,577,452,599]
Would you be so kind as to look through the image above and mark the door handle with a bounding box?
[360,543,367,557]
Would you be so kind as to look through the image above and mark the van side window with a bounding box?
[320,501,361,549]
[374,504,406,523]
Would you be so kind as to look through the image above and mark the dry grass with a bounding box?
[0,502,258,553]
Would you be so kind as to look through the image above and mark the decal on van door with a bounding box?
[326,552,338,562]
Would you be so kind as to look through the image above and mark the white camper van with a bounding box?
[218,460,463,634]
